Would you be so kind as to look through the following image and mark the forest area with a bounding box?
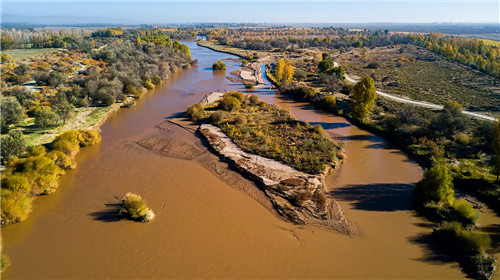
[0,27,193,234]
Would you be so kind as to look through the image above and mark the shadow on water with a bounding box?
[409,231,458,265]
[338,134,378,142]
[89,203,127,222]
[330,183,415,211]
[482,224,500,254]
[309,121,350,130]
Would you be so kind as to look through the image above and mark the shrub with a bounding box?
[244,83,255,89]
[55,130,83,145]
[414,164,454,206]
[233,114,247,126]
[122,100,137,108]
[312,125,325,135]
[437,221,491,254]
[454,132,470,145]
[78,129,101,146]
[226,91,246,102]
[121,192,155,222]
[212,60,226,70]
[125,84,141,98]
[1,254,10,272]
[47,150,75,170]
[453,199,479,225]
[1,188,32,225]
[249,95,259,105]
[52,138,80,158]
[241,59,248,65]
[2,173,31,194]
[283,86,317,100]
[209,111,224,124]
[151,75,162,85]
[220,96,241,111]
[320,96,336,110]
[366,62,380,69]
[22,154,63,195]
[143,80,155,90]
[186,103,205,121]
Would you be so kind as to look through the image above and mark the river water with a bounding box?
[3,41,498,279]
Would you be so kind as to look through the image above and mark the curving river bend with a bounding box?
[4,41,497,279]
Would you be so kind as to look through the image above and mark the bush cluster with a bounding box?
[1,129,101,225]
[212,60,226,70]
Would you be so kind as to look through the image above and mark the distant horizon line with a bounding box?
[2,21,499,25]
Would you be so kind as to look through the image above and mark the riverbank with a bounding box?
[197,40,269,60]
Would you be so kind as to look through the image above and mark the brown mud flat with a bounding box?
[137,120,204,160]
[143,118,275,210]
[137,137,203,160]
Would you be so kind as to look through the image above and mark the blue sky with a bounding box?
[2,1,499,24]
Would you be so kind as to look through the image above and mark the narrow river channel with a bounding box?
[3,41,497,279]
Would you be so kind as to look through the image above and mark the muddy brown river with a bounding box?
[3,41,498,279]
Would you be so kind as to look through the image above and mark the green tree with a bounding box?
[53,98,74,125]
[1,98,23,132]
[48,71,67,87]
[350,76,377,121]
[34,107,58,129]
[1,130,26,163]
[318,59,334,73]
[414,164,455,206]
[431,101,468,137]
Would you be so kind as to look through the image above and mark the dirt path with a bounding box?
[335,62,497,121]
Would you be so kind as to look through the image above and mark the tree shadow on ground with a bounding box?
[330,183,414,211]
[89,203,127,222]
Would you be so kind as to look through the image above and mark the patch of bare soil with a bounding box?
[197,153,275,211]
[137,121,204,160]
[138,137,203,160]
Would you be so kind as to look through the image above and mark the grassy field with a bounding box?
[18,104,120,147]
[335,45,500,113]
[3,48,60,59]
[482,39,500,46]
[197,40,269,60]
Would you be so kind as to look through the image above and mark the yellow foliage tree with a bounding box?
[283,61,294,83]
[275,59,285,82]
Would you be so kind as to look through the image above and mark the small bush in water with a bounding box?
[121,192,155,222]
